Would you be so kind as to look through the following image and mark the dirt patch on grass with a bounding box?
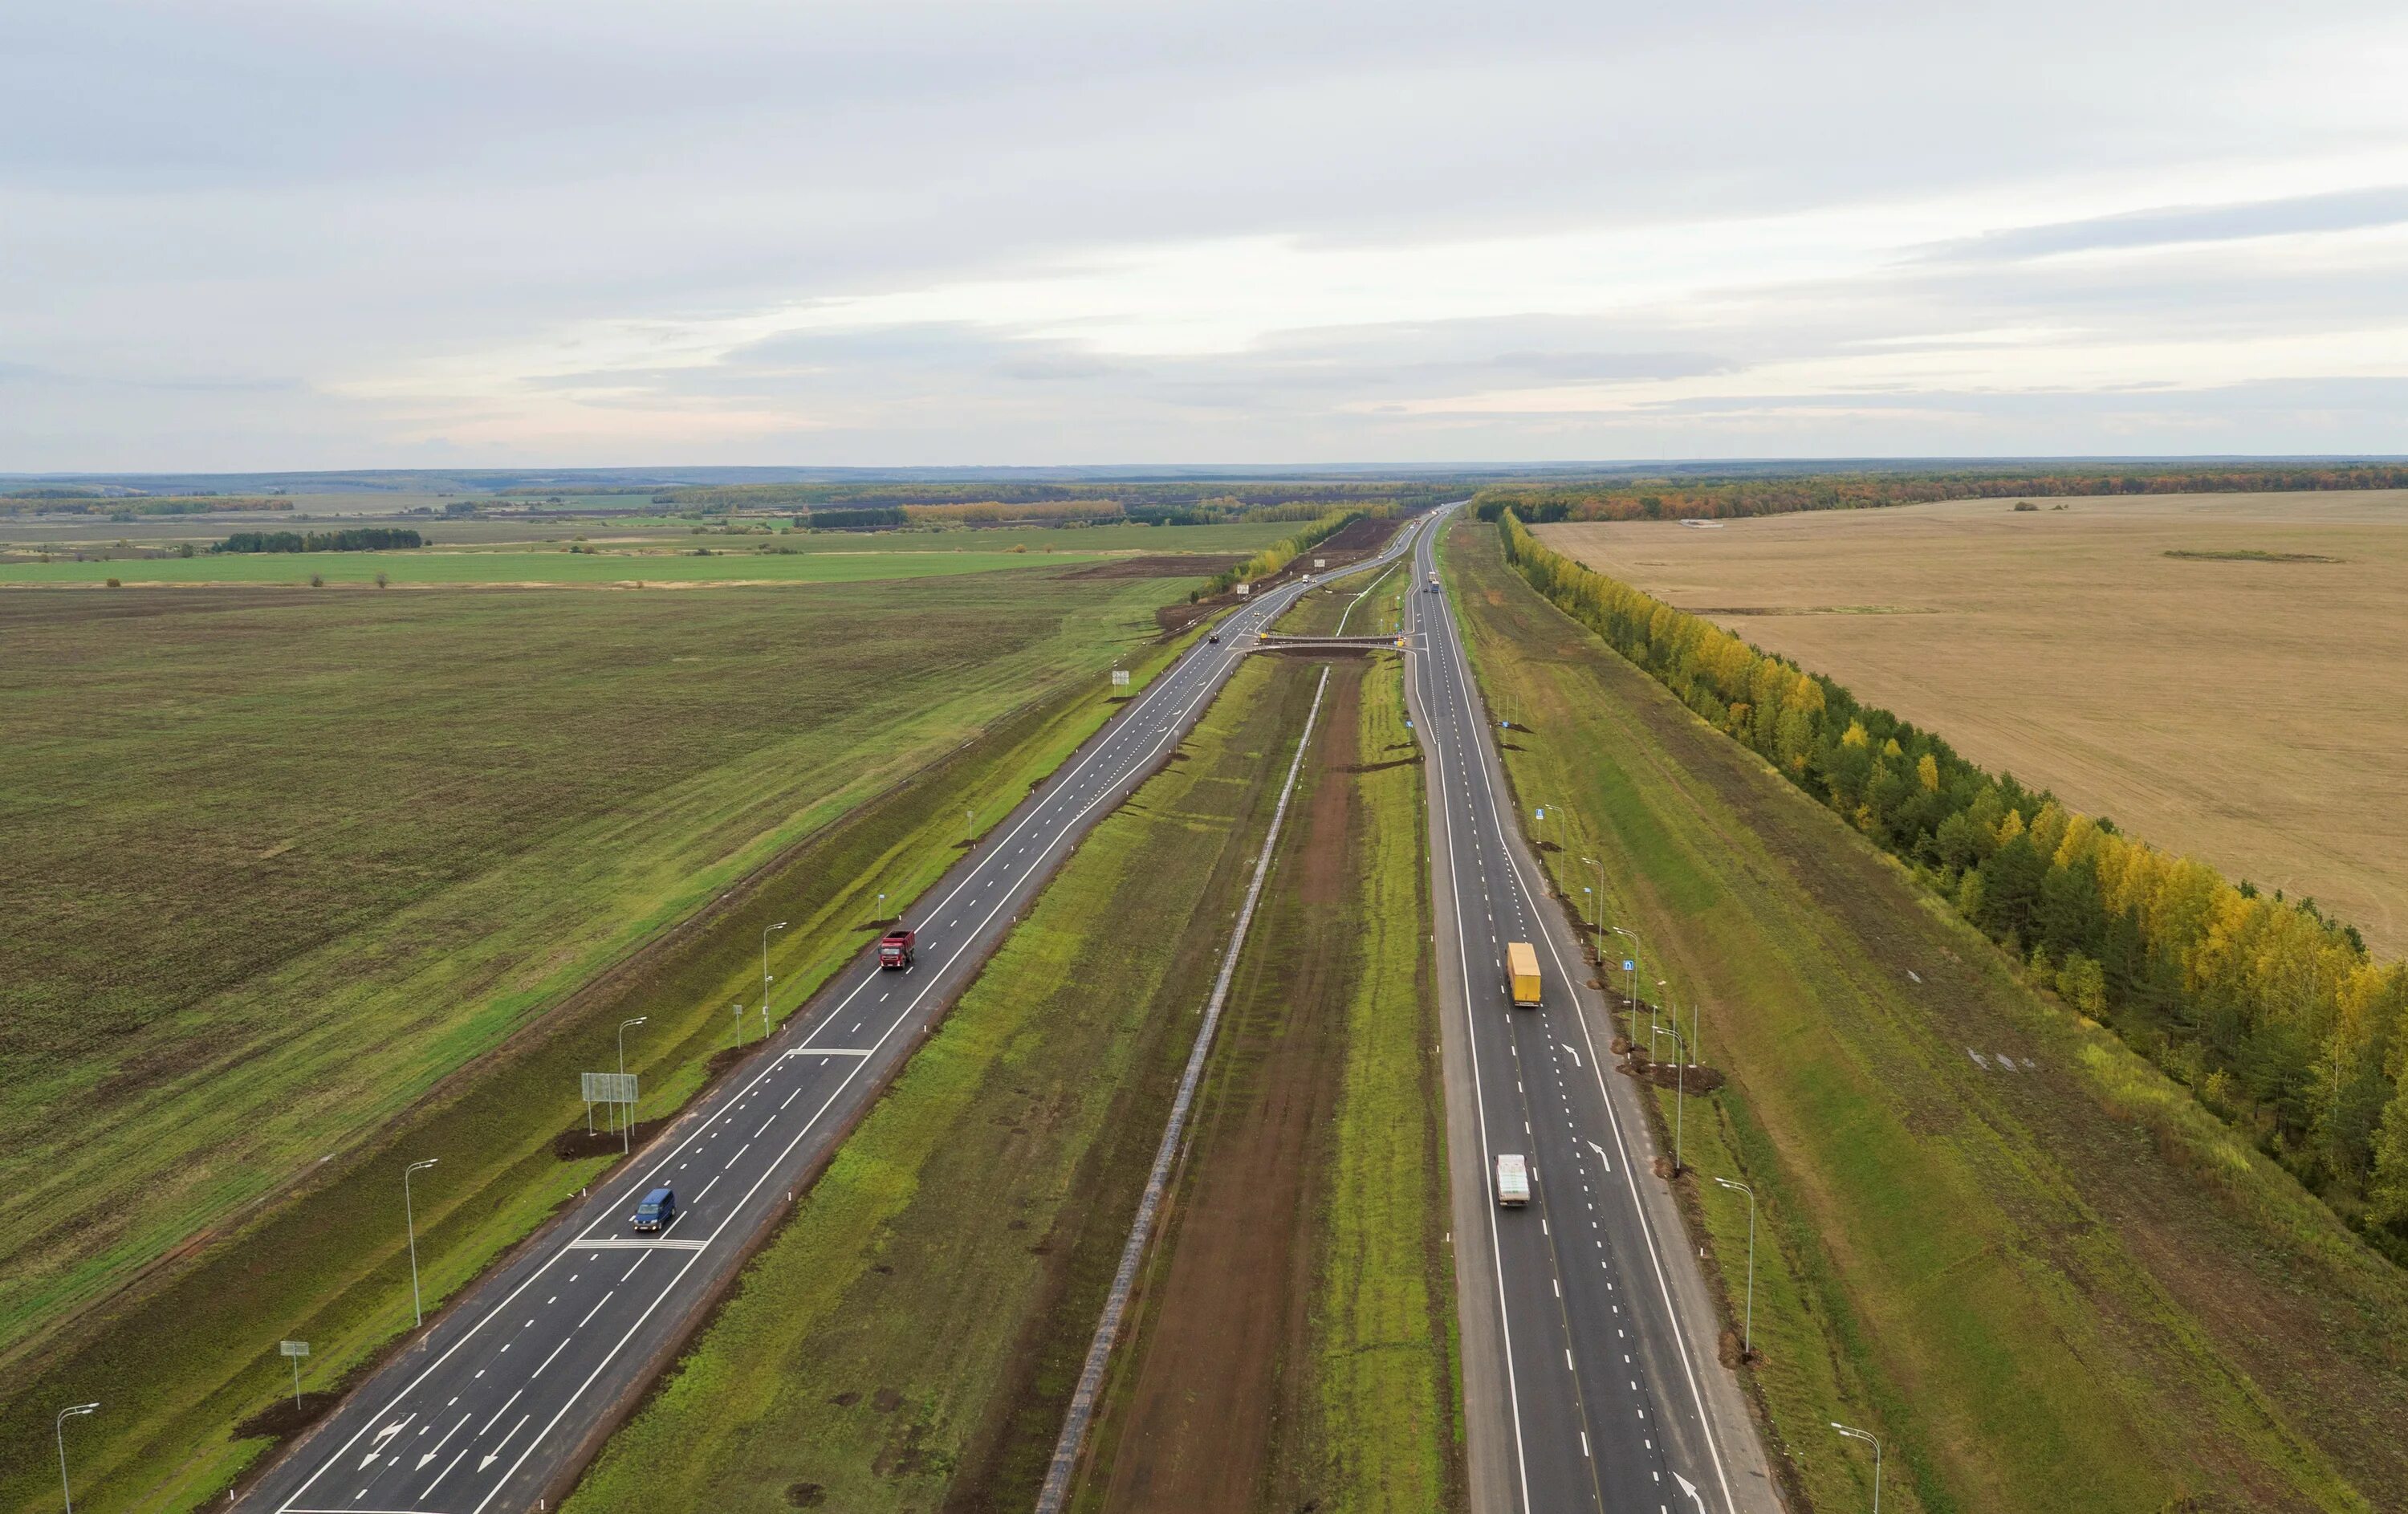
[1088,665,1363,1514]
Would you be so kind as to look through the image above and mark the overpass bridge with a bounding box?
[1247,632,1413,654]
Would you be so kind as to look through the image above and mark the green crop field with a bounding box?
[1446,519,2408,1512]
[0,565,1196,1422]
[563,658,1322,1514]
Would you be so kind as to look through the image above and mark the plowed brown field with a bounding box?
[1540,490,2408,955]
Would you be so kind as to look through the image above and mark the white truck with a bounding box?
[1426,571,1440,592]
[1495,1153,1530,1207]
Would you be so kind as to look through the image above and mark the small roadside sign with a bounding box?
[1313,557,1326,568]
[1110,669,1131,689]
[1623,959,1636,972]
[1236,584,1251,597]
[280,1341,309,1406]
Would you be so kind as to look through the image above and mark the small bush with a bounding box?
[309,572,324,588]
[374,572,389,588]
[105,576,121,588]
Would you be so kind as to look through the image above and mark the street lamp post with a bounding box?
[1714,1177,1756,1357]
[404,1158,438,1327]
[1580,856,1605,965]
[1832,1422,1882,1513]
[762,921,787,1025]
[1663,1019,1689,1174]
[617,1016,647,1154]
[732,1003,745,1049]
[55,1402,97,1514]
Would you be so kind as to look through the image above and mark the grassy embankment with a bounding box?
[563,657,1323,1514]
[1446,520,2408,1512]
[0,567,1202,1512]
[1305,652,1461,1509]
[1069,653,1458,1513]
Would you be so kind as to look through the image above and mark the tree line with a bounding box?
[1495,509,2408,1256]
[1194,508,1380,599]
[1474,463,2408,525]
[213,528,424,553]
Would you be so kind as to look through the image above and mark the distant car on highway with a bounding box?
[631,1186,675,1233]
[1495,1154,1530,1207]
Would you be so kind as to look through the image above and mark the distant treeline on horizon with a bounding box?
[1473,462,2408,523]
[213,528,424,554]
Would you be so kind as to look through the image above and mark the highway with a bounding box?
[1404,508,1780,1514]
[238,518,1427,1514]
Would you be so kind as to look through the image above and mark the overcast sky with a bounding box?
[7,0,2408,470]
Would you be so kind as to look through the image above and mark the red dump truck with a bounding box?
[878,928,917,970]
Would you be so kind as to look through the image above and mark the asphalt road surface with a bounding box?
[1405,509,1780,1514]
[238,520,1426,1514]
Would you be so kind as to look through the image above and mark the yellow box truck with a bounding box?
[1507,941,1542,1008]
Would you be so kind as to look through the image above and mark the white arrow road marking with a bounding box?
[415,1411,471,1469]
[1675,1471,1707,1512]
[1588,1138,1613,1173]
[1564,1042,1581,1068]
[479,1414,529,1471]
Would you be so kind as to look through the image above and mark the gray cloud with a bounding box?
[3,1,2406,466]
[1926,185,2408,263]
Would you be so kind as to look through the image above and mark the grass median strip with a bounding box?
[1069,652,1459,1514]
[561,657,1322,1514]
[1446,518,2408,1514]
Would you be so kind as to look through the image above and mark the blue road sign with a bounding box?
[1622,959,1636,972]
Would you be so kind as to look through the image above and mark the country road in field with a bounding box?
[235,520,1428,1514]
[1408,511,1781,1514]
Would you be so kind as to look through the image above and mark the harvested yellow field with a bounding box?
[1537,490,2408,957]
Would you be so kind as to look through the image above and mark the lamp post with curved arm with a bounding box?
[617,1016,647,1154]
[404,1159,438,1327]
[1832,1422,1882,1512]
[1714,1176,1756,1357]
[55,1402,97,1514]
[762,921,787,1024]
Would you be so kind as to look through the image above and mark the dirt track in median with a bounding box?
[1084,662,1364,1514]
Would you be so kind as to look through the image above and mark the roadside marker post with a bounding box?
[279,1341,309,1407]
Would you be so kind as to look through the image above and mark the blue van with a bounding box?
[632,1186,676,1233]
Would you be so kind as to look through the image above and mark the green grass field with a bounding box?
[0,564,1210,1508]
[1446,519,2408,1512]
[0,547,1105,586]
[562,658,1320,1514]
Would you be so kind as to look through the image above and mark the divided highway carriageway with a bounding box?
[238,519,1425,1514]
[1405,510,1779,1514]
